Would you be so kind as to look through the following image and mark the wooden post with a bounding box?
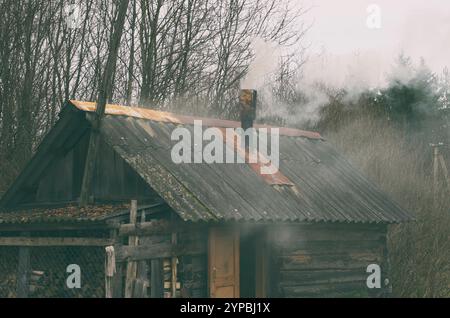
[133,261,149,298]
[170,213,178,298]
[112,260,124,298]
[16,246,30,298]
[150,259,164,298]
[105,245,116,298]
[133,209,149,298]
[124,200,138,298]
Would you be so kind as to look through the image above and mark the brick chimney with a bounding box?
[239,89,257,130]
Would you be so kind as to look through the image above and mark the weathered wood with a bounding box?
[133,260,149,298]
[270,223,387,297]
[208,226,240,298]
[112,260,124,298]
[0,237,114,246]
[150,259,164,298]
[278,269,368,286]
[105,245,116,298]
[116,242,206,261]
[124,200,138,298]
[119,220,171,236]
[272,225,385,242]
[281,281,370,298]
[278,252,382,271]
[274,240,383,255]
[118,220,201,237]
[132,278,148,298]
[170,255,178,297]
[170,214,178,298]
[16,246,30,298]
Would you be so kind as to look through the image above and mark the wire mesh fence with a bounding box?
[0,246,105,298]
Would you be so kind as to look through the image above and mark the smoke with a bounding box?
[242,41,446,128]
[241,38,280,89]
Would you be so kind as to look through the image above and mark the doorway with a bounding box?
[208,226,268,298]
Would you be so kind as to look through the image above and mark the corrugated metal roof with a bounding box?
[70,100,323,139]
[67,100,413,224]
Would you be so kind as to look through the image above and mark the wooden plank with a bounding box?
[115,242,206,261]
[119,220,171,236]
[281,281,369,298]
[132,278,148,298]
[124,200,138,298]
[272,240,383,255]
[112,260,124,298]
[272,225,385,243]
[150,259,164,298]
[278,269,368,286]
[278,253,382,271]
[208,226,240,298]
[118,220,203,237]
[133,261,149,298]
[16,246,30,298]
[0,237,114,246]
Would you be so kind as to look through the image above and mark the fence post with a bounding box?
[16,245,30,298]
[124,200,138,298]
[105,245,116,298]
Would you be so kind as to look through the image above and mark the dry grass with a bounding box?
[324,116,450,297]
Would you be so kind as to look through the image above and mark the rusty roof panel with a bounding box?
[69,100,323,140]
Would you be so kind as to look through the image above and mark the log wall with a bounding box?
[269,223,389,298]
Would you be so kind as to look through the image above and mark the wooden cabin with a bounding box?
[0,95,413,298]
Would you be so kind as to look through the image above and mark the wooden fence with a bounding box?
[106,200,206,298]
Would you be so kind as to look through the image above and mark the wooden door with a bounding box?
[208,226,240,298]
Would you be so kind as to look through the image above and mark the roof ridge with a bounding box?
[68,100,323,140]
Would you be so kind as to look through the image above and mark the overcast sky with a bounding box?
[299,0,450,87]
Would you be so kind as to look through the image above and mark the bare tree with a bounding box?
[79,0,130,206]
[0,0,309,194]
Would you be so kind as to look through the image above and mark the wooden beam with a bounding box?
[115,243,206,262]
[0,237,114,246]
[118,220,200,237]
